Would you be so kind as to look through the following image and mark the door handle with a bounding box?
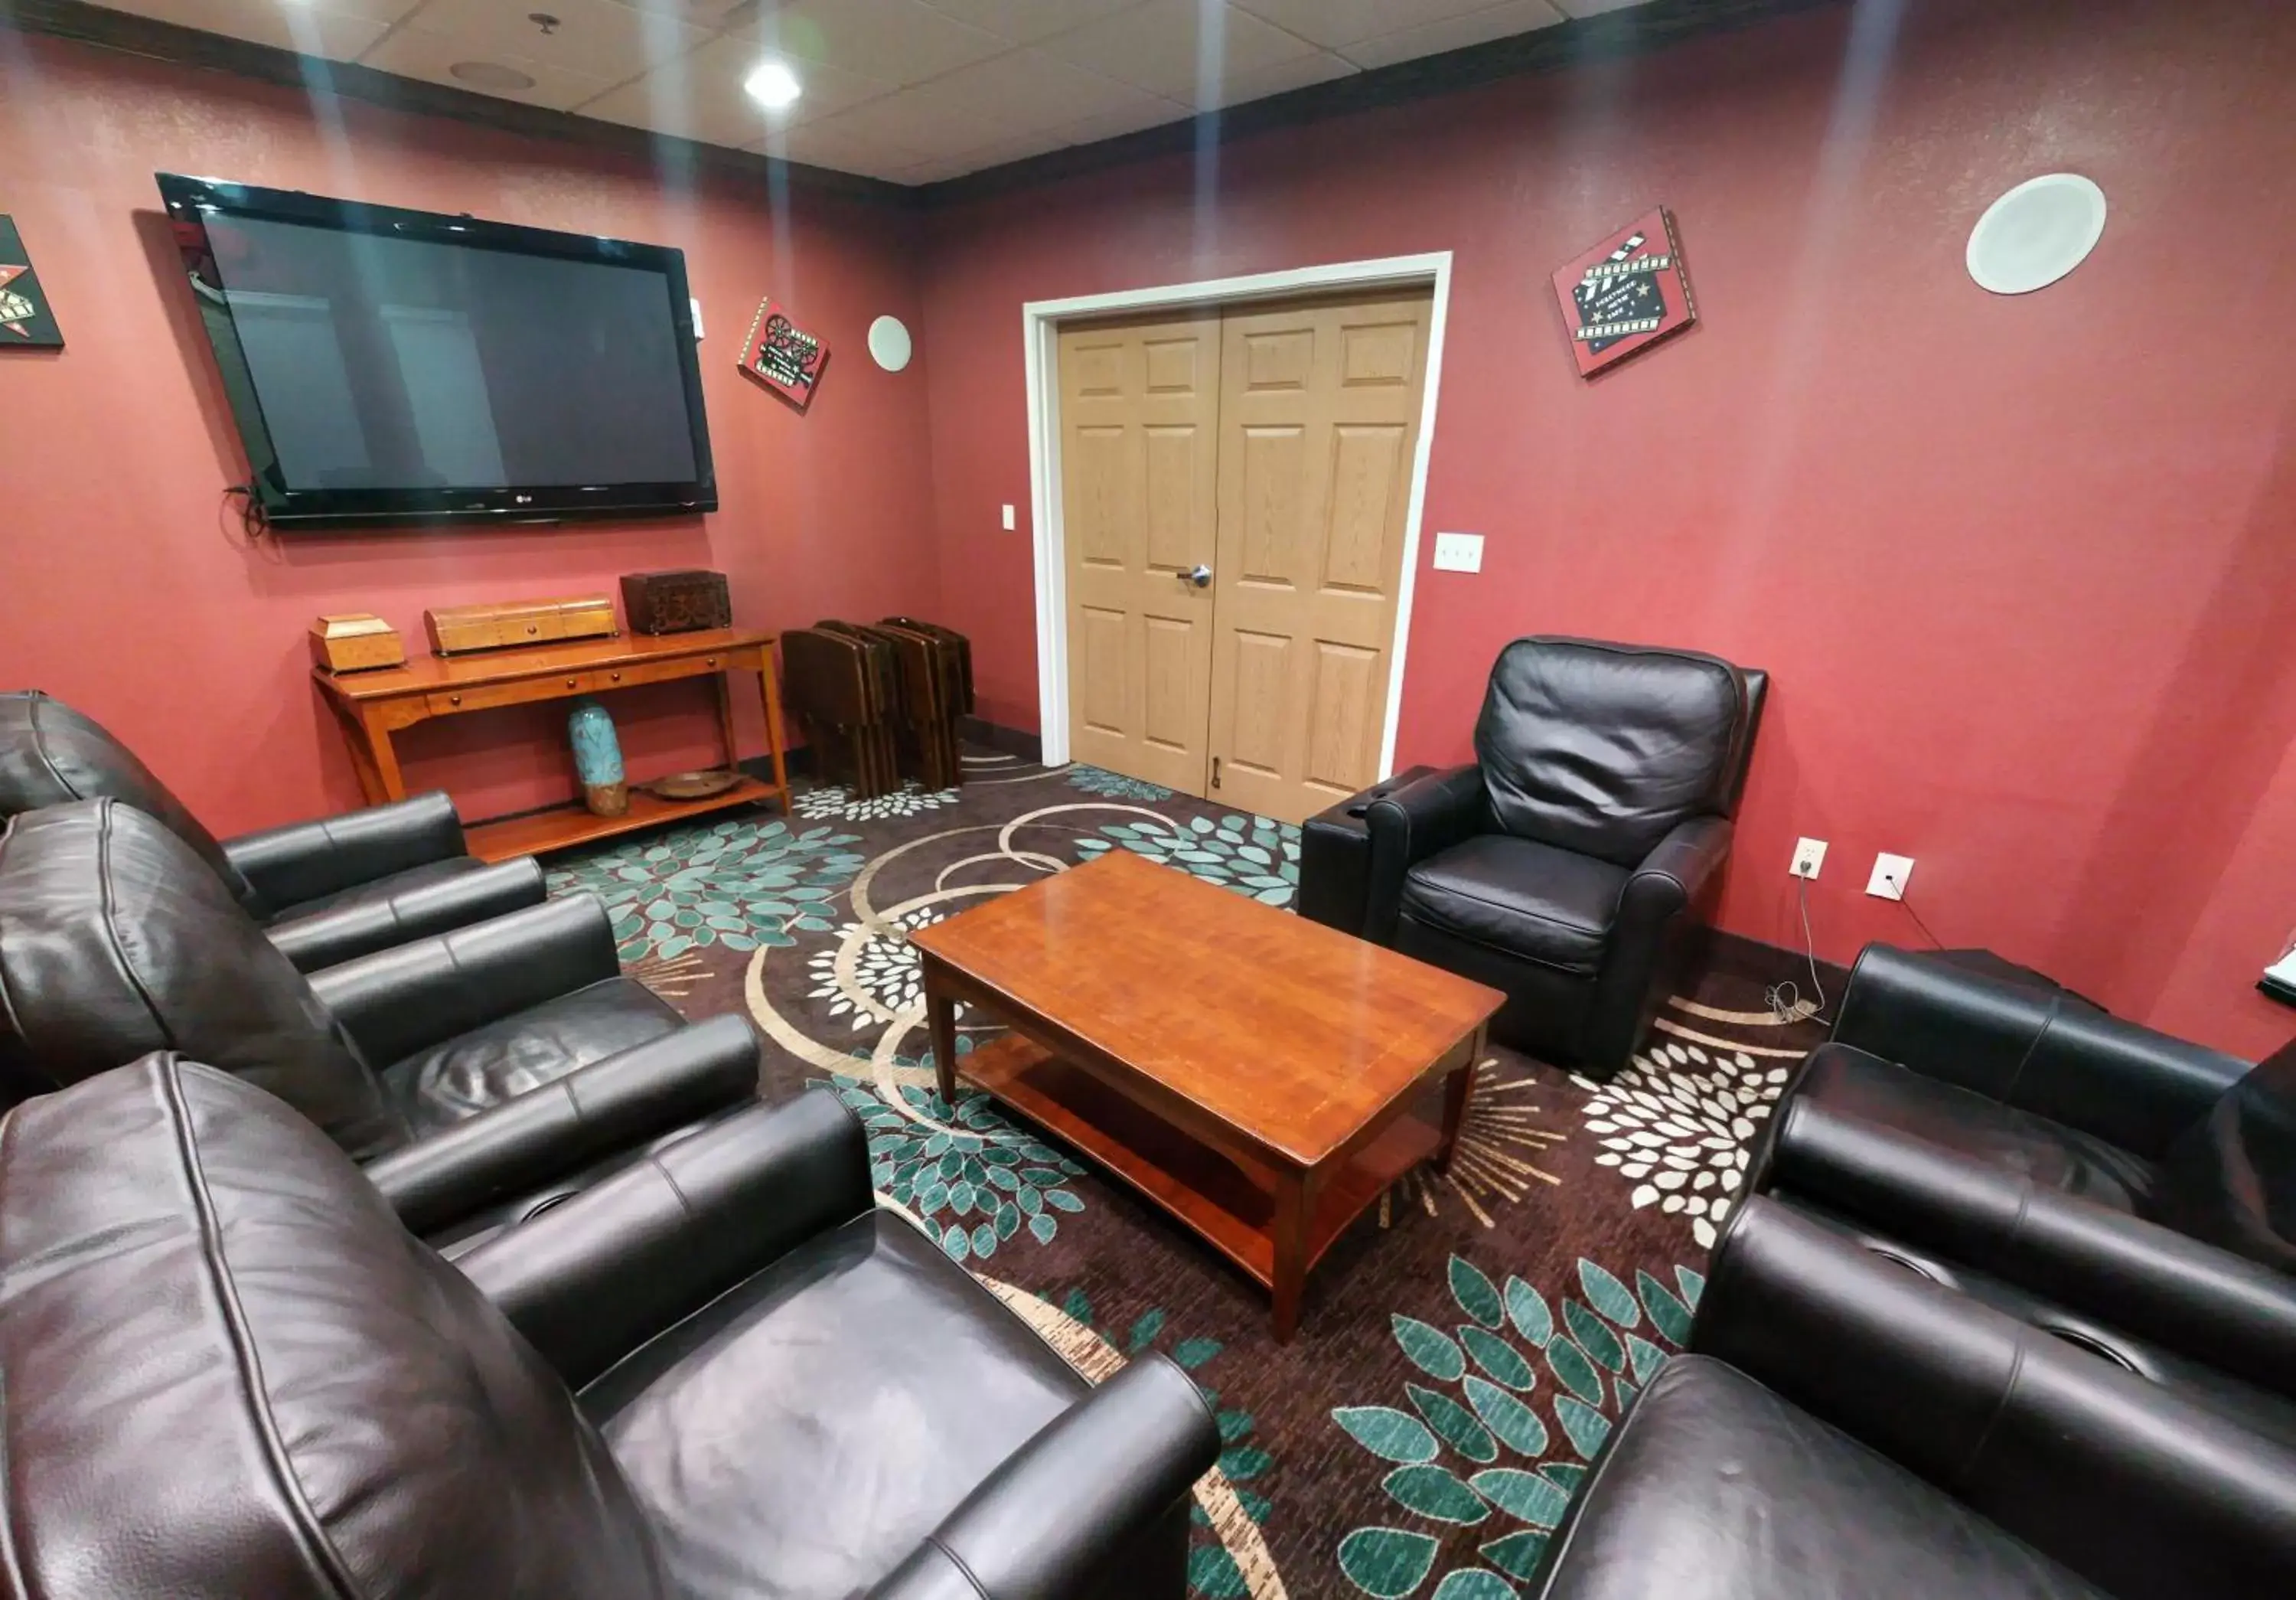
[1179,564,1212,588]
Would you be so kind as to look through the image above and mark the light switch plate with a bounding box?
[1867,853,1916,900]
[1001,503,1016,531]
[1433,532,1484,573]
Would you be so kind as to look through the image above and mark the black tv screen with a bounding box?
[158,173,716,528]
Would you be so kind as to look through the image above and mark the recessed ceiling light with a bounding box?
[743,59,802,111]
[451,60,538,92]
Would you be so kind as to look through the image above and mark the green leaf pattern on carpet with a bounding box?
[1334,1252,1698,1596]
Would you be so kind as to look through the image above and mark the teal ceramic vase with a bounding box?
[568,697,628,817]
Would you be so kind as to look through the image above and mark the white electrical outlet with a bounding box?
[1431,532,1484,573]
[1867,853,1916,900]
[1000,503,1016,531]
[1791,838,1828,880]
[690,297,705,340]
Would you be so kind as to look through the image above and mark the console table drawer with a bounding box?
[427,672,598,716]
[593,653,729,691]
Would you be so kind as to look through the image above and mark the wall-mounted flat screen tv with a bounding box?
[158,173,716,530]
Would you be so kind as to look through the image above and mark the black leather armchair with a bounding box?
[0,1056,1221,1600]
[0,687,545,968]
[1746,942,2296,1405]
[1530,1196,2296,1598]
[1365,637,1765,1076]
[0,797,756,1250]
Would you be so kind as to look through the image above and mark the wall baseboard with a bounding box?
[958,717,1044,763]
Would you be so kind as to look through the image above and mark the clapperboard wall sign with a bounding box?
[1549,207,1696,377]
[741,296,827,410]
[0,215,64,350]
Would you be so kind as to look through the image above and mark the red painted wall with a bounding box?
[0,31,936,829]
[918,0,2296,1056]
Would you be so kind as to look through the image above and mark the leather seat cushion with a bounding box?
[2157,1036,2296,1272]
[0,1055,670,1600]
[1538,1354,2108,1600]
[1400,834,1626,974]
[381,975,683,1135]
[266,853,496,924]
[1782,1044,2160,1213]
[1475,638,1747,867]
[0,689,254,900]
[585,1210,1087,1600]
[0,798,403,1157]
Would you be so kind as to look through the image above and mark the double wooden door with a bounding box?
[1058,289,1433,824]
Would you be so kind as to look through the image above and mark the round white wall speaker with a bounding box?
[1967,174,2108,295]
[868,315,913,371]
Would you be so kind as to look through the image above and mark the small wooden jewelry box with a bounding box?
[621,570,732,635]
[308,614,406,674]
[424,594,619,655]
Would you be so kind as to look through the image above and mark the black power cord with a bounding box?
[1880,866,1945,949]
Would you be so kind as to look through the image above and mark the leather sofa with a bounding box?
[0,797,756,1250]
[0,687,545,968]
[1529,1195,2296,1598]
[1364,637,1765,1076]
[0,1055,1221,1600]
[1746,942,2296,1409]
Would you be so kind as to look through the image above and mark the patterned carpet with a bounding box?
[546,749,1827,1600]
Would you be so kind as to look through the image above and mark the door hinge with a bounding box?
[1212,756,1221,790]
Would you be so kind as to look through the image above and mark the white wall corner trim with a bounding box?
[1022,250,1453,776]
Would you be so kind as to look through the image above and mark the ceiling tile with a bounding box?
[1041,0,1329,107]
[1058,96,1193,148]
[1202,49,1352,109]
[1340,0,1565,69]
[616,0,757,25]
[574,34,895,144]
[373,0,708,83]
[915,0,1140,46]
[358,24,621,112]
[1230,0,1520,51]
[727,0,1009,86]
[895,47,1175,132]
[91,0,398,60]
[751,122,932,181]
[788,88,1016,158]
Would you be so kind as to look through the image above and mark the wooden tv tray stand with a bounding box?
[312,628,790,860]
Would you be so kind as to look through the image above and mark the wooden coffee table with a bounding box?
[911,850,1504,1340]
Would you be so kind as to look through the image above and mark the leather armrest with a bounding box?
[1833,945,2249,1155]
[1579,815,1731,1069]
[455,1088,873,1388]
[1696,1197,2296,1599]
[307,895,622,1066]
[364,1015,760,1235]
[866,1354,1220,1600]
[1363,764,1486,944]
[263,857,548,971]
[221,791,468,911]
[1761,1102,2296,1397]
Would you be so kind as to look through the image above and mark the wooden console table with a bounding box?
[312,628,790,860]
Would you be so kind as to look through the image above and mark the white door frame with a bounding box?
[1022,250,1454,773]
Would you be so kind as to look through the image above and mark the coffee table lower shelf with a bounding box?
[960,1033,1441,1315]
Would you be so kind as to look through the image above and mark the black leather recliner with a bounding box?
[0,797,756,1251]
[1530,1194,2296,1598]
[1364,637,1765,1076]
[1746,942,2296,1410]
[0,687,545,969]
[0,1056,1221,1600]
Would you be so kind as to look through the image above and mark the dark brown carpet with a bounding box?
[547,749,1825,1600]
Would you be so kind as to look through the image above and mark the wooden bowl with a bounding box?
[646,769,742,800]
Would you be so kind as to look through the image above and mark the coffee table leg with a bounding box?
[1436,1028,1484,1175]
[1270,1168,1310,1344]
[926,965,960,1105]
